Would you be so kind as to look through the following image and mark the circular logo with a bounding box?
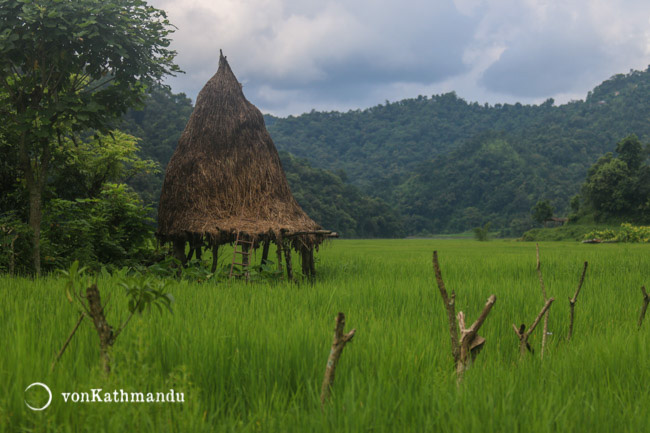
[25,382,52,411]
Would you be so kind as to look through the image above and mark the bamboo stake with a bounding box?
[512,298,555,356]
[567,261,588,340]
[638,286,649,329]
[51,313,85,371]
[535,244,550,359]
[320,312,355,407]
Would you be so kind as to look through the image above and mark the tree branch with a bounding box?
[527,298,555,338]
[513,298,555,355]
[465,294,497,340]
[568,261,588,340]
[51,312,86,371]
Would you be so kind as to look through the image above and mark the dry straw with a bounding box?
[157,51,325,251]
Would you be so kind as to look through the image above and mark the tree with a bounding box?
[581,157,630,217]
[0,0,179,274]
[51,131,159,201]
[531,200,554,225]
[616,134,644,171]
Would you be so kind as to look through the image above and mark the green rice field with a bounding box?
[1,239,649,432]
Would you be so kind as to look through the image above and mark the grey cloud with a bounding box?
[156,0,477,111]
[152,0,650,115]
[480,34,610,97]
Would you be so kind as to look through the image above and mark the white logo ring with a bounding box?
[25,382,52,411]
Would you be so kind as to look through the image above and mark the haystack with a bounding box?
[157,51,333,277]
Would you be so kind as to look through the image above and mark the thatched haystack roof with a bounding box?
[157,51,323,246]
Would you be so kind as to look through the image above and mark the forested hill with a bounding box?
[126,68,650,237]
[266,68,650,234]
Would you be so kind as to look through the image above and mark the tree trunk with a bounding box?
[27,170,43,276]
[9,235,17,276]
[19,134,51,276]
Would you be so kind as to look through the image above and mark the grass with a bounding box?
[1,239,649,432]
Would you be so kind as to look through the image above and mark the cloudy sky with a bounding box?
[149,0,650,116]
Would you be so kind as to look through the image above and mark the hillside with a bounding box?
[125,68,650,237]
[267,68,650,234]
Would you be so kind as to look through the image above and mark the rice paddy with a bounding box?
[1,239,649,432]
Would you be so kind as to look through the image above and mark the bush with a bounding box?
[473,222,491,241]
[584,223,650,243]
[0,214,32,274]
[42,183,155,270]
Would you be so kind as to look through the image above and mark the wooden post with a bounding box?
[512,298,555,356]
[535,244,550,359]
[210,244,219,273]
[320,312,355,407]
[638,286,649,329]
[309,248,316,277]
[261,240,270,265]
[284,245,293,280]
[172,239,187,265]
[186,236,202,262]
[275,236,283,274]
[242,242,250,268]
[301,247,310,277]
[433,251,496,379]
[567,261,588,340]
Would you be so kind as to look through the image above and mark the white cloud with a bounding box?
[149,0,650,115]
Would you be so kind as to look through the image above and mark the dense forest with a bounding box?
[267,68,650,234]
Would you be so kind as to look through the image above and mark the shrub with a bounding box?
[584,223,650,242]
[42,183,155,270]
[0,214,32,274]
[473,222,491,241]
